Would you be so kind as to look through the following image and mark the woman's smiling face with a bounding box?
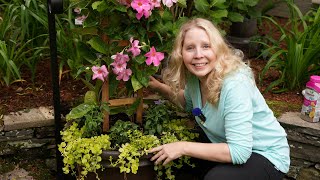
[182,27,217,82]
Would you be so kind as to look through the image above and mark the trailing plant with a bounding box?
[59,122,112,178]
[257,0,320,92]
[59,98,199,180]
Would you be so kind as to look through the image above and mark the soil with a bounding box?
[0,57,303,115]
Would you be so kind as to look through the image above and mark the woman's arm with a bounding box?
[149,76,185,107]
[149,141,232,165]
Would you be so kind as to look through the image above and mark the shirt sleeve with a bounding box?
[223,78,254,164]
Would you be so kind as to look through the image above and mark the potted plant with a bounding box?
[59,90,198,179]
[226,0,269,57]
[58,1,200,179]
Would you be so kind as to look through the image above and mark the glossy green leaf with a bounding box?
[66,104,96,121]
[194,0,210,13]
[131,75,144,92]
[87,37,108,54]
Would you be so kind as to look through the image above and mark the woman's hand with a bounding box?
[149,142,186,165]
[148,76,163,91]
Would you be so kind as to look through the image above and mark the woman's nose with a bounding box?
[194,48,204,58]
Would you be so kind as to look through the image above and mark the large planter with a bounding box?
[227,18,259,58]
[83,150,156,180]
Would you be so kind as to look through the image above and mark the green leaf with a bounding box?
[71,27,98,35]
[156,124,162,134]
[115,5,127,12]
[84,91,97,104]
[210,9,228,19]
[66,104,96,121]
[178,0,187,8]
[92,1,102,10]
[92,1,108,12]
[131,75,144,92]
[194,0,210,13]
[125,98,142,116]
[87,37,108,54]
[228,12,244,22]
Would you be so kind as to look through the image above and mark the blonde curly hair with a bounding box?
[162,18,246,105]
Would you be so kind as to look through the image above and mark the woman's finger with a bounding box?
[163,157,172,166]
[148,145,162,153]
[155,153,167,165]
[150,150,163,161]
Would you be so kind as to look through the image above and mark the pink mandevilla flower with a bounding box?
[111,61,127,74]
[111,52,129,64]
[145,46,164,66]
[74,7,81,14]
[150,0,161,9]
[131,0,151,13]
[116,68,132,81]
[92,65,109,82]
[127,38,141,57]
[162,0,177,8]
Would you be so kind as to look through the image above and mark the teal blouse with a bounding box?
[184,66,290,173]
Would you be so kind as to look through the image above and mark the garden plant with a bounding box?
[2,0,318,179]
[57,0,201,179]
[258,0,320,92]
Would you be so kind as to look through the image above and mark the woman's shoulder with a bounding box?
[223,65,255,87]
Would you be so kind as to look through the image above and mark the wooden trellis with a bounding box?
[101,79,144,132]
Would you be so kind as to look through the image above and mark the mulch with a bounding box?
[0,17,304,115]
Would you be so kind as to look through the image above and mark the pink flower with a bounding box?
[111,52,129,64]
[162,0,177,8]
[75,15,87,25]
[116,68,132,81]
[136,12,144,20]
[145,46,164,66]
[150,0,161,9]
[111,61,127,74]
[74,7,81,14]
[142,10,152,19]
[92,65,109,82]
[127,38,141,57]
[131,0,151,13]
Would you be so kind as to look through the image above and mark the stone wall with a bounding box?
[1,108,319,179]
[279,112,320,180]
[0,107,56,169]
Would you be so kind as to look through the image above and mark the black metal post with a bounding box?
[47,0,63,179]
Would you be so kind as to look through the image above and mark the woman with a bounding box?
[148,18,290,180]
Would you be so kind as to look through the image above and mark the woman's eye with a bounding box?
[203,44,210,48]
